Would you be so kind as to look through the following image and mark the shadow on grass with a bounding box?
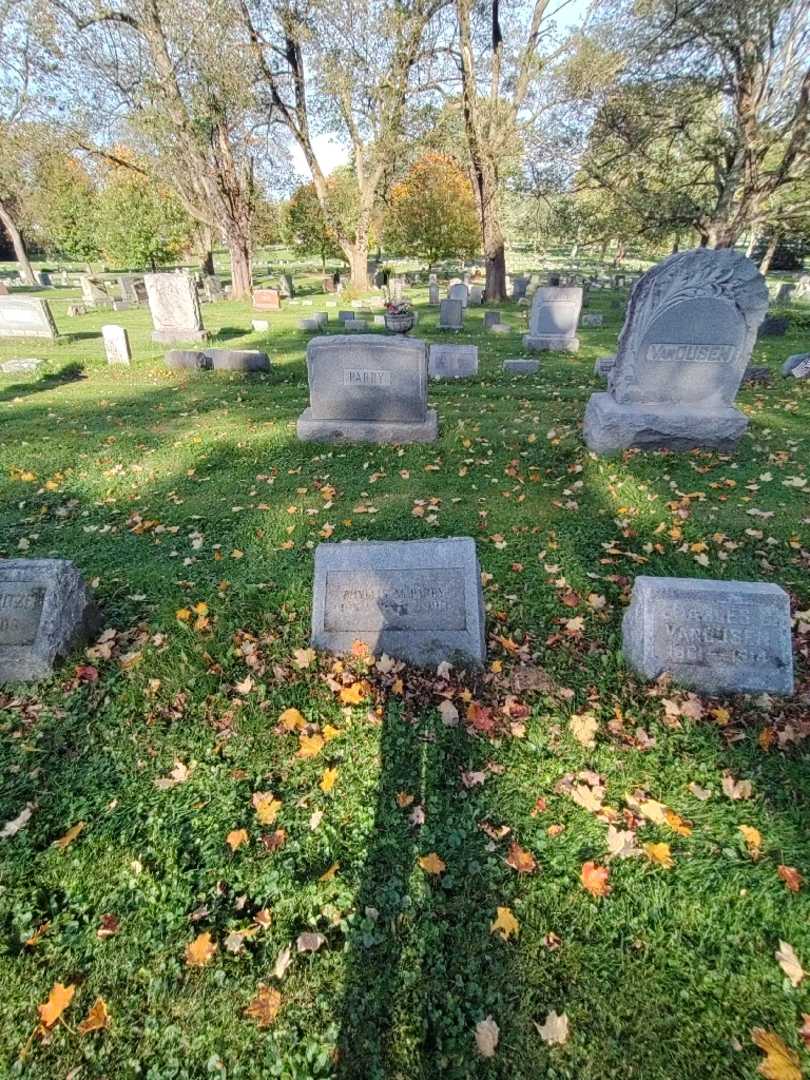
[0,362,86,404]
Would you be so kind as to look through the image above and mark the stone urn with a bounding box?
[384,311,415,334]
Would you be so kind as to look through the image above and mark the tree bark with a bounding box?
[227,232,252,299]
[745,232,758,258]
[0,199,36,285]
[759,234,779,275]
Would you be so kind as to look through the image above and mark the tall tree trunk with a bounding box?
[344,213,370,290]
[227,232,252,299]
[0,199,36,285]
[759,234,779,275]
[197,223,215,275]
[745,232,758,258]
[472,164,507,302]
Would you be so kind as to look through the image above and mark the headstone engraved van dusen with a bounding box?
[145,272,208,343]
[622,576,793,696]
[428,343,478,379]
[583,249,768,455]
[0,559,101,683]
[297,334,437,444]
[102,324,131,365]
[311,537,486,668]
[523,286,583,352]
[0,296,59,339]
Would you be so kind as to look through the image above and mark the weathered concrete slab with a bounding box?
[622,575,793,695]
[145,273,207,343]
[0,296,58,339]
[311,537,486,668]
[503,358,539,375]
[429,344,478,379]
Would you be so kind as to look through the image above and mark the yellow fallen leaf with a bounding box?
[298,733,324,759]
[569,712,598,748]
[644,842,674,869]
[53,821,86,850]
[419,852,446,875]
[194,602,208,616]
[490,906,519,941]
[751,1027,802,1080]
[665,809,693,836]
[176,608,191,622]
[279,707,306,731]
[322,724,341,742]
[339,681,369,705]
[226,829,249,852]
[37,982,75,1028]
[244,985,281,1028]
[252,792,282,825]
[740,824,763,859]
[319,861,339,881]
[185,931,217,967]
[319,768,338,793]
[78,997,110,1035]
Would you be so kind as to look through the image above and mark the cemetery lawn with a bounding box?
[1,282,809,1080]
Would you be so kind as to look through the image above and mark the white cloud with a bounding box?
[289,134,351,180]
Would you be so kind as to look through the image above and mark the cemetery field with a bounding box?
[1,285,810,1079]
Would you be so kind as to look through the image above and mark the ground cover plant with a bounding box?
[1,276,809,1079]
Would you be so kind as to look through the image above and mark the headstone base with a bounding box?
[503,359,539,375]
[152,329,209,344]
[583,392,748,455]
[594,355,616,378]
[297,407,438,444]
[523,333,579,352]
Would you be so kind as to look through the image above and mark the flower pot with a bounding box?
[384,312,415,334]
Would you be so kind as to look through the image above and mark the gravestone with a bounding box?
[252,319,269,332]
[773,283,795,305]
[429,344,478,379]
[101,324,131,365]
[209,349,270,372]
[203,275,225,302]
[783,353,810,379]
[439,299,463,331]
[299,318,321,331]
[390,277,405,302]
[489,322,511,335]
[484,311,502,330]
[512,276,528,300]
[253,288,281,311]
[279,273,294,298]
[118,275,141,305]
[503,358,539,375]
[145,273,207,343]
[0,296,58,340]
[79,275,111,308]
[795,275,810,301]
[758,315,788,337]
[428,283,440,305]
[0,358,44,375]
[580,312,604,327]
[524,287,582,352]
[311,537,486,668]
[34,271,52,287]
[468,285,483,306]
[344,318,367,331]
[338,311,355,323]
[165,350,211,371]
[583,249,768,455]
[297,334,437,444]
[0,559,101,683]
[623,576,793,696]
[448,282,469,309]
[594,355,616,379]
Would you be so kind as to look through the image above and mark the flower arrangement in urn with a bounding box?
[384,299,415,334]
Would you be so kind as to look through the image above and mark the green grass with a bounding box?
[1,275,809,1080]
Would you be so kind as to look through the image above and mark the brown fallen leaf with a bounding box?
[581,861,611,897]
[296,932,326,953]
[506,841,537,874]
[777,865,803,893]
[78,997,110,1035]
[96,914,120,940]
[185,931,217,967]
[37,982,76,1028]
[418,852,446,875]
[534,1010,570,1046]
[475,1016,499,1057]
[751,1027,802,1080]
[53,821,86,850]
[244,984,281,1028]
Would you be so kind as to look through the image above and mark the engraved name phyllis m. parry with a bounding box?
[324,569,466,632]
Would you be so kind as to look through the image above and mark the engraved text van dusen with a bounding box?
[324,569,466,632]
[645,343,737,364]
[0,582,45,646]
[651,593,781,667]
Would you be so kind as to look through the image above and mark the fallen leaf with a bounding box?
[234,675,254,695]
[722,773,753,801]
[739,824,763,859]
[569,712,598,748]
[273,944,293,980]
[534,1010,569,1047]
[78,997,110,1035]
[319,768,338,793]
[319,862,339,881]
[475,1016,499,1058]
[260,828,286,852]
[53,821,86,849]
[490,906,519,941]
[775,941,805,987]
[506,841,537,874]
[155,760,194,790]
[665,809,692,837]
[644,842,674,869]
[688,782,712,801]
[253,792,282,824]
[606,825,639,860]
[1,802,34,839]
[438,699,459,726]
[419,852,446,875]
[244,985,281,1028]
[225,930,246,954]
[751,1027,802,1080]
[778,865,803,893]
[185,931,217,967]
[296,932,326,953]
[297,733,324,759]
[25,922,51,947]
[96,914,120,939]
[581,860,611,897]
[292,648,316,669]
[396,792,415,808]
[279,707,306,731]
[799,1015,810,1050]
[226,829,249,852]
[37,982,75,1028]
[339,682,369,705]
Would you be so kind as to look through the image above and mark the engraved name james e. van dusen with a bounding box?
[324,569,466,632]
[344,368,392,387]
[646,343,737,364]
[0,583,45,646]
[653,596,780,667]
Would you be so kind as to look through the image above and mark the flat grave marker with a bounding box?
[0,296,58,340]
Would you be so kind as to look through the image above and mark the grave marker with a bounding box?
[429,344,478,379]
[145,273,208,343]
[439,298,463,331]
[311,537,486,668]
[448,282,469,309]
[0,296,58,340]
[101,324,131,365]
[524,286,582,352]
[253,288,281,311]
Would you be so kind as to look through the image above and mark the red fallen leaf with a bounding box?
[466,702,495,733]
[581,860,611,897]
[530,798,548,817]
[260,829,287,852]
[97,914,120,939]
[506,841,537,874]
[75,665,99,682]
[777,865,803,893]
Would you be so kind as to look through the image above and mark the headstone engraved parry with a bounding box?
[523,286,582,352]
[583,249,768,455]
[429,344,478,379]
[102,324,131,365]
[0,296,58,340]
[311,537,486,668]
[297,334,437,444]
[0,560,101,683]
[439,298,463,331]
[145,273,207,343]
[622,576,793,696]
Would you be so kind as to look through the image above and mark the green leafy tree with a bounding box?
[283,179,347,269]
[29,149,99,260]
[95,160,191,269]
[384,153,479,266]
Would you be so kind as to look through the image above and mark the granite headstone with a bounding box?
[101,324,131,365]
[524,287,582,352]
[0,296,58,340]
[429,344,478,379]
[145,273,207,343]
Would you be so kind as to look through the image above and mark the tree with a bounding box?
[581,0,810,248]
[283,180,344,269]
[238,0,444,289]
[28,147,99,260]
[384,152,479,265]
